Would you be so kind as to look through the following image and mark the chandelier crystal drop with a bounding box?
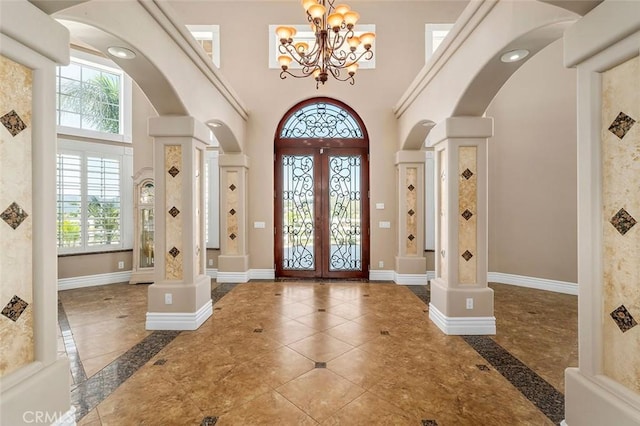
[276,0,375,88]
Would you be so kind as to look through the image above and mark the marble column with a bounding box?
[216,153,250,282]
[394,150,427,284]
[0,2,74,425]
[146,116,212,330]
[427,117,495,335]
[563,3,640,424]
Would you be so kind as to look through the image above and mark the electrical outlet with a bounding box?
[466,298,473,310]
[378,261,384,268]
[208,259,213,266]
[165,293,173,305]
[118,261,124,269]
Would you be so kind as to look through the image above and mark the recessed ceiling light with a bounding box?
[107,46,136,59]
[500,49,529,63]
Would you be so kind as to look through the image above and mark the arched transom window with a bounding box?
[279,101,364,139]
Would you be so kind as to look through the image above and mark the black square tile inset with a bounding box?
[380,330,390,336]
[168,206,180,217]
[408,234,415,241]
[229,233,237,240]
[610,208,637,236]
[315,362,327,368]
[610,305,638,333]
[461,250,473,261]
[408,184,415,191]
[274,293,281,296]
[363,294,370,297]
[117,315,128,319]
[153,359,167,366]
[461,209,473,221]
[1,109,27,137]
[229,208,236,216]
[422,420,438,426]
[229,184,236,191]
[2,295,28,322]
[1,201,28,230]
[169,247,180,258]
[476,364,490,371]
[168,166,180,177]
[461,168,474,180]
[214,307,222,311]
[253,328,263,333]
[318,308,326,312]
[608,111,636,139]
[201,416,218,426]
[408,209,415,216]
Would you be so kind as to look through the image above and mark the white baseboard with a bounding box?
[394,272,428,285]
[250,269,275,280]
[58,271,132,291]
[206,268,218,278]
[426,270,436,281]
[428,303,496,335]
[146,299,213,330]
[52,406,76,426]
[215,271,249,283]
[369,270,395,281]
[488,272,578,295]
[560,421,568,426]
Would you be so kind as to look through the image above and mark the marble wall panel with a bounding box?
[227,171,239,255]
[601,55,640,393]
[438,149,447,281]
[458,146,477,284]
[165,145,183,280]
[406,167,418,255]
[0,55,34,376]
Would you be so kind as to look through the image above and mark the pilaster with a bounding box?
[427,117,495,335]
[146,116,212,330]
[217,153,250,282]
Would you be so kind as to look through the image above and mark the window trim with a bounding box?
[425,23,454,63]
[186,24,221,68]
[56,49,133,143]
[57,139,133,254]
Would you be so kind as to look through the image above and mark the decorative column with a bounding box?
[394,150,427,284]
[146,116,212,330]
[0,2,74,424]
[216,153,250,282]
[563,3,640,424]
[427,117,495,335]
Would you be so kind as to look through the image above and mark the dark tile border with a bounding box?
[58,299,88,385]
[462,335,564,425]
[406,284,430,306]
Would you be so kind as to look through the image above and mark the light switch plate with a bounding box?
[379,221,391,228]
[254,221,266,228]
[375,203,384,210]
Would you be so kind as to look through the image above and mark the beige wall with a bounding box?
[58,251,133,278]
[132,81,157,173]
[486,39,577,283]
[170,1,467,272]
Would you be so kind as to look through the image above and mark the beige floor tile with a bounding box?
[288,332,354,362]
[218,391,318,425]
[322,391,420,425]
[294,311,351,331]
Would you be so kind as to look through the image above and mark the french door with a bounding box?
[275,146,369,278]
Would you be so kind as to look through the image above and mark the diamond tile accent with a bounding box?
[610,305,637,333]
[408,209,415,216]
[229,233,237,240]
[314,362,327,368]
[201,417,218,426]
[1,202,28,230]
[168,166,180,177]
[461,209,473,221]
[229,184,236,191]
[610,208,637,235]
[1,295,28,322]
[461,168,474,180]
[168,206,180,218]
[380,330,390,336]
[153,359,167,366]
[608,111,636,139]
[253,328,263,333]
[408,234,415,241]
[407,184,415,191]
[461,250,473,261]
[476,364,490,371]
[229,208,236,216]
[1,110,27,137]
[422,421,438,426]
[169,247,180,258]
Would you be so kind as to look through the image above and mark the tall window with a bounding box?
[56,50,132,143]
[56,140,133,253]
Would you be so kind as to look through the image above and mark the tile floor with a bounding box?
[57,281,578,425]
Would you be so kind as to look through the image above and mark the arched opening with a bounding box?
[274,97,370,279]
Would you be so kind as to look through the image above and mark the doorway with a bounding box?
[274,98,370,279]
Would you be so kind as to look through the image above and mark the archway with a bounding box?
[274,97,370,279]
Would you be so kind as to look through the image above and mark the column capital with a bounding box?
[427,117,493,147]
[148,116,211,145]
[219,153,250,168]
[395,149,425,164]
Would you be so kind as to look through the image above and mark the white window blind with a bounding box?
[56,153,83,248]
[86,156,121,246]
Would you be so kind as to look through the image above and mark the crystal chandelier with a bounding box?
[276,0,375,88]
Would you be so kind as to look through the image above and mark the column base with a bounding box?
[217,255,250,283]
[394,256,427,284]
[1,359,72,426]
[565,368,640,426]
[429,277,495,335]
[146,275,212,330]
